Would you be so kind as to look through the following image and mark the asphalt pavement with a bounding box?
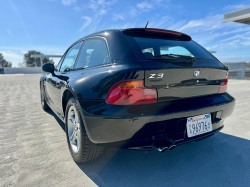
[0,74,250,187]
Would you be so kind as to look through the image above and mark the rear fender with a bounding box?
[68,62,144,100]
[61,87,91,138]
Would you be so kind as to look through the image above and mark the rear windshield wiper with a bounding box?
[168,54,196,62]
[147,54,195,63]
[73,67,85,71]
[147,54,179,60]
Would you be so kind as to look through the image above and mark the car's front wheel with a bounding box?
[65,97,104,163]
[40,82,50,110]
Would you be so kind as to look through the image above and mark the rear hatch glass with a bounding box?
[125,36,224,68]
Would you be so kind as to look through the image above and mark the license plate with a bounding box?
[186,114,212,138]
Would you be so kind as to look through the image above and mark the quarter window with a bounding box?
[60,41,83,72]
[74,38,109,69]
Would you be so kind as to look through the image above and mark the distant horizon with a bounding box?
[1,0,250,67]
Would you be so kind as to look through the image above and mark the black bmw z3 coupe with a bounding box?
[40,28,235,163]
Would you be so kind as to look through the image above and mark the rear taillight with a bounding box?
[106,80,157,105]
[218,75,228,94]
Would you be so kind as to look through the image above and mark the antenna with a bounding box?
[145,21,149,28]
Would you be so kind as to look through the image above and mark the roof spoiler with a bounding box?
[122,28,192,41]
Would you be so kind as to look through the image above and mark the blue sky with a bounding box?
[1,0,250,67]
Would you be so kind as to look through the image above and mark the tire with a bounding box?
[40,82,50,110]
[65,97,104,163]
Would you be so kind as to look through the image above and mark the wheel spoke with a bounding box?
[76,122,80,129]
[69,132,74,140]
[75,113,79,123]
[77,129,80,137]
[71,133,76,143]
[69,118,74,125]
[70,113,76,122]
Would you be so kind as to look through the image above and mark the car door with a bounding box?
[46,41,83,113]
[45,54,65,107]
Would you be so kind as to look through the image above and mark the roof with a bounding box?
[76,28,192,43]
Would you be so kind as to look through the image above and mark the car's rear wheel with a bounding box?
[65,97,104,163]
[40,82,50,110]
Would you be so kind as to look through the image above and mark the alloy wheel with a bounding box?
[67,105,81,153]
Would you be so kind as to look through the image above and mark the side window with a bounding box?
[60,41,83,72]
[55,55,65,72]
[74,38,109,69]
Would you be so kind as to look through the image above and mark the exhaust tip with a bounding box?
[167,139,176,150]
[168,144,176,150]
[154,139,176,152]
[156,146,168,152]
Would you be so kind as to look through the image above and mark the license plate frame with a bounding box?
[186,114,212,138]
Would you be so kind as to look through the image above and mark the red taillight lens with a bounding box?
[218,75,228,94]
[106,80,157,105]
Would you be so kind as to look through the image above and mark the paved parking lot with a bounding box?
[0,74,250,187]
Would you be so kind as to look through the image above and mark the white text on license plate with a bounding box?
[186,114,212,138]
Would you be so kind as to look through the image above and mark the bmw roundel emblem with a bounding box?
[194,70,200,77]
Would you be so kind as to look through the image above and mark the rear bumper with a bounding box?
[78,93,235,147]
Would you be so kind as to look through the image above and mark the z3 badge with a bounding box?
[148,73,164,79]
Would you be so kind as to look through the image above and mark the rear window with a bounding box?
[125,36,223,68]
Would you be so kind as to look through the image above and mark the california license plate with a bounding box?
[186,114,212,138]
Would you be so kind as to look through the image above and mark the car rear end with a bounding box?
[82,28,235,151]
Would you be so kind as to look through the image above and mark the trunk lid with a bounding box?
[143,63,227,102]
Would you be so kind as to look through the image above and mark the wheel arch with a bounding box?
[62,89,75,117]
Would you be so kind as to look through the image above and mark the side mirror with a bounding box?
[42,63,55,74]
